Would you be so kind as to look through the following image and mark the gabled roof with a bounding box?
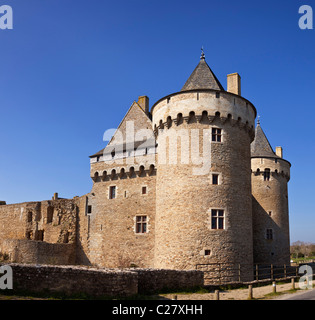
[90,100,154,158]
[251,122,279,158]
[181,55,225,91]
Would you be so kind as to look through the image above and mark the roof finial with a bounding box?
[257,114,261,125]
[200,46,205,60]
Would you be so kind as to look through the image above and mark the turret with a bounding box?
[152,51,256,281]
[251,120,291,265]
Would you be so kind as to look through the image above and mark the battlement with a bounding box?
[91,163,156,182]
[151,89,256,131]
[251,157,290,181]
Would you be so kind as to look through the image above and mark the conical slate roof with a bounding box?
[251,122,279,158]
[181,55,225,91]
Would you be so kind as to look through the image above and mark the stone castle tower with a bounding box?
[0,52,291,280]
[251,120,291,265]
[152,53,256,274]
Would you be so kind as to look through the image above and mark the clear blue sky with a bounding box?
[0,0,314,243]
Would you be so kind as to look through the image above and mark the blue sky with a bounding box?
[0,0,314,243]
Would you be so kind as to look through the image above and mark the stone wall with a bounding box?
[0,239,75,265]
[152,91,254,279]
[79,155,157,268]
[251,158,291,265]
[2,264,204,297]
[0,198,78,244]
[130,268,204,294]
[6,264,138,298]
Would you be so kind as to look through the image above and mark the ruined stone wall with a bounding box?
[251,157,291,265]
[130,268,204,294]
[0,198,78,244]
[0,239,75,265]
[6,264,138,298]
[3,263,204,297]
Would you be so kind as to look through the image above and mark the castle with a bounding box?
[0,52,291,281]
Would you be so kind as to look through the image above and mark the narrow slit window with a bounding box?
[142,186,147,195]
[109,186,116,199]
[212,174,219,185]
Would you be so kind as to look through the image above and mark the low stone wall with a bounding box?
[128,268,204,294]
[0,239,75,265]
[6,264,138,298]
[1,264,205,298]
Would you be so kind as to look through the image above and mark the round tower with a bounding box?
[152,54,256,281]
[251,121,291,265]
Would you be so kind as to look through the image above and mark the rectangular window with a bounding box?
[87,205,92,214]
[136,216,147,233]
[142,186,147,195]
[109,186,116,199]
[264,169,270,181]
[212,128,222,142]
[266,229,273,240]
[212,174,219,185]
[211,209,224,230]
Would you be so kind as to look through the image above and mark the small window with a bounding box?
[264,169,270,181]
[212,174,219,185]
[204,249,211,256]
[211,209,224,230]
[212,128,222,142]
[142,186,147,195]
[266,228,273,240]
[109,186,116,199]
[124,191,127,198]
[111,151,115,159]
[87,205,92,214]
[216,92,220,98]
[268,211,272,216]
[135,216,147,234]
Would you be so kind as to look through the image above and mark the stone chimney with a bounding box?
[227,73,241,96]
[276,147,283,158]
[137,96,149,115]
[53,193,58,200]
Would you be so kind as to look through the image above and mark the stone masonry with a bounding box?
[0,52,291,284]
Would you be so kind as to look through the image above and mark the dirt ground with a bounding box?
[160,280,315,300]
[0,280,313,300]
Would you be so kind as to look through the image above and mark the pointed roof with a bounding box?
[181,52,225,91]
[251,121,279,158]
